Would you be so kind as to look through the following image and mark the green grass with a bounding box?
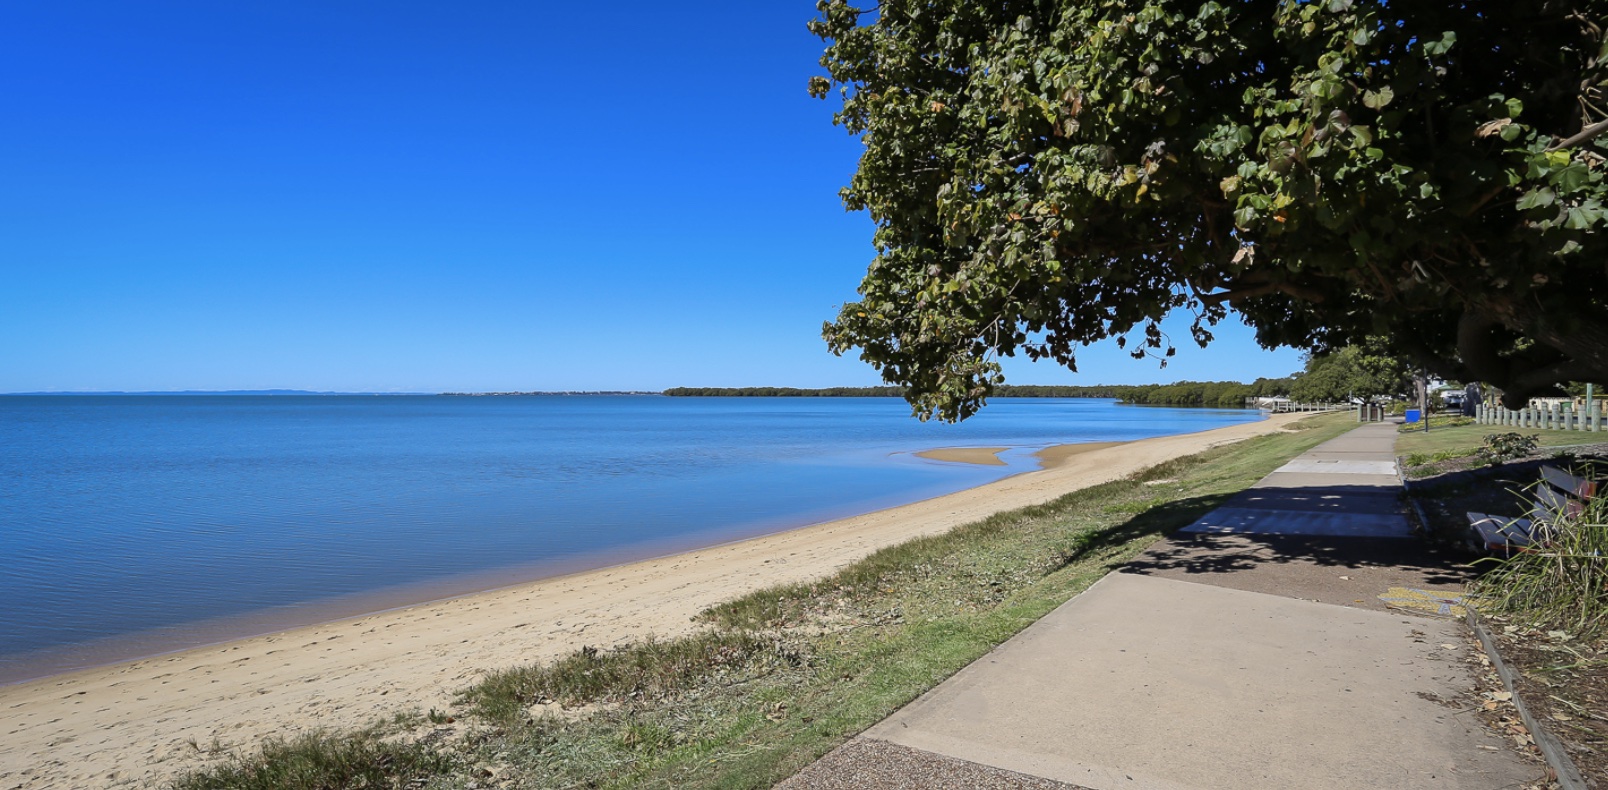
[1395,421,1596,460]
[171,412,1356,790]
[1395,413,1475,433]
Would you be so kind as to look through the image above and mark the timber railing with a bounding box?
[1255,401,1350,413]
[1476,402,1606,432]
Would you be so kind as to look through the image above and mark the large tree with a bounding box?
[812,0,1608,420]
[1287,343,1412,403]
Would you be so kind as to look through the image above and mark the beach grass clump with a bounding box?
[1470,465,1608,639]
[464,630,811,723]
[167,729,456,790]
[169,411,1356,790]
[702,441,1270,635]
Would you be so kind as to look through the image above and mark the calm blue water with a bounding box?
[0,395,1259,681]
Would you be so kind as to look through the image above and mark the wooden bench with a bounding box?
[1466,466,1599,555]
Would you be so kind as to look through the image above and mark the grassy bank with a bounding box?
[174,412,1354,790]
[1397,420,1597,471]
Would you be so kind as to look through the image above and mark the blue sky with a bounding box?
[0,2,1303,393]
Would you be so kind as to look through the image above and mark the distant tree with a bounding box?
[811,0,1608,420]
[1287,344,1412,403]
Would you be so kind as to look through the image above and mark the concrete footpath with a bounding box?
[780,423,1543,789]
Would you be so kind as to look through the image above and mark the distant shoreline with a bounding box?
[2,385,1283,409]
[661,385,1135,398]
[440,391,661,396]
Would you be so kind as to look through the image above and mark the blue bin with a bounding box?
[1405,409,1422,423]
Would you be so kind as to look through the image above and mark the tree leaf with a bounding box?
[1515,188,1555,210]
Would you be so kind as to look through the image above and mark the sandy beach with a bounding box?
[0,413,1304,789]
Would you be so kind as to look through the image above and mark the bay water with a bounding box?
[0,395,1260,682]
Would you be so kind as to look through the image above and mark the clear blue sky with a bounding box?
[0,2,1303,393]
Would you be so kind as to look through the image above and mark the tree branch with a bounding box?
[1198,280,1328,306]
[1462,184,1507,216]
[1455,310,1508,384]
[1547,117,1608,151]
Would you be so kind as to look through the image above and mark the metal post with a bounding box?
[1589,384,1596,431]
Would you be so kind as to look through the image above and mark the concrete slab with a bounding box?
[779,739,1088,790]
[1303,439,1400,455]
[867,573,1536,790]
[1228,486,1401,516]
[1298,454,1400,464]
[1274,459,1399,476]
[1250,472,1403,490]
[1178,506,1413,538]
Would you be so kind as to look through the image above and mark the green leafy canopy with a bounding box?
[813,0,1608,420]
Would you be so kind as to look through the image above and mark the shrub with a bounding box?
[1478,432,1540,465]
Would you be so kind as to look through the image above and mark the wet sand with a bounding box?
[0,413,1301,789]
[913,441,1131,468]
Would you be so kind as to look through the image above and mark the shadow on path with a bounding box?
[1125,524,1472,613]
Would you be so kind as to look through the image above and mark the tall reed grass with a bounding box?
[1470,464,1608,639]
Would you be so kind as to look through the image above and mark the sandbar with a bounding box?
[1035,441,1129,468]
[0,412,1301,789]
[914,446,1009,465]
